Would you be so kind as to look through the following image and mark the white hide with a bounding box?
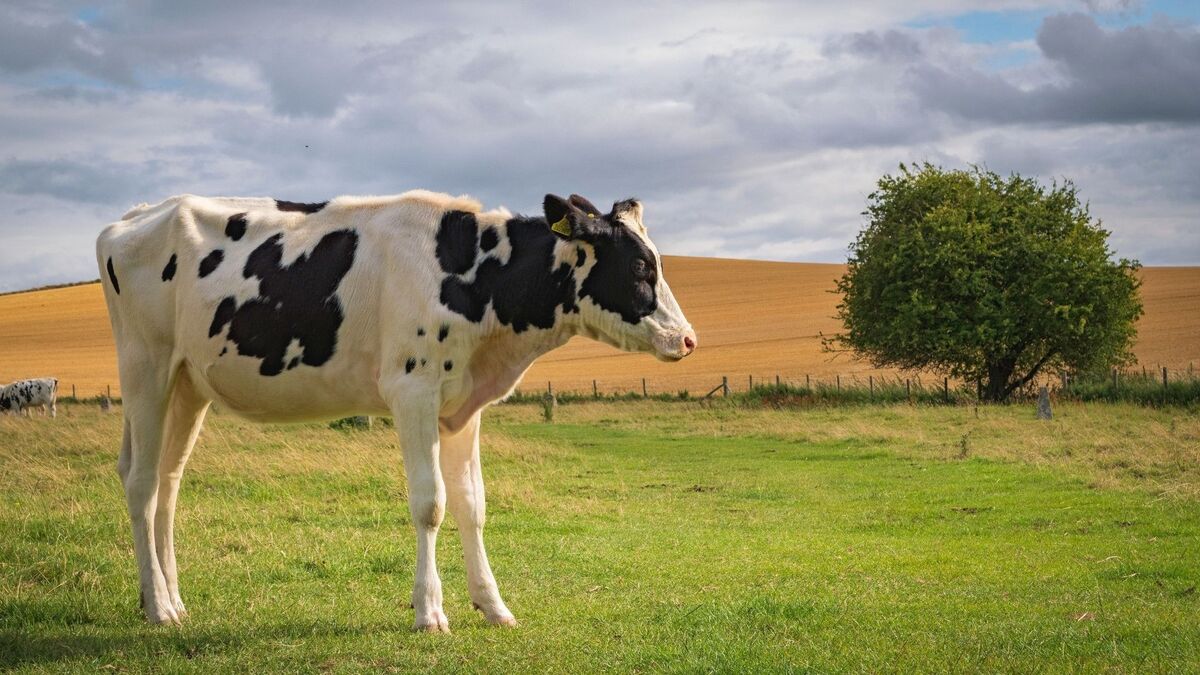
[96,190,693,631]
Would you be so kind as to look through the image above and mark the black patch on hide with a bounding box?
[161,254,177,281]
[275,200,328,214]
[438,216,578,332]
[436,210,478,275]
[198,250,224,278]
[106,257,120,294]
[207,229,357,376]
[226,213,247,241]
[479,226,499,252]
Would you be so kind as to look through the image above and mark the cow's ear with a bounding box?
[612,198,645,230]
[568,194,602,217]
[543,194,574,235]
[545,193,608,241]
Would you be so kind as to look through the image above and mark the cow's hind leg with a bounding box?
[387,386,449,633]
[118,356,178,625]
[441,412,516,627]
[154,368,210,619]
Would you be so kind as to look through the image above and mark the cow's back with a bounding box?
[97,192,484,422]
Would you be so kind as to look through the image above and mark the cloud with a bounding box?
[908,13,1200,124]
[0,1,1196,292]
[0,7,136,85]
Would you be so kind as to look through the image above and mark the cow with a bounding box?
[0,377,58,417]
[96,190,696,631]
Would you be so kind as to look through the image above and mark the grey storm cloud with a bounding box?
[0,0,1197,292]
[906,13,1200,124]
[0,7,136,85]
[0,158,165,203]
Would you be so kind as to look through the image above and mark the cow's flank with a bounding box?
[209,230,358,376]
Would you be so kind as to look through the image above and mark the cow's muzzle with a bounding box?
[652,327,698,362]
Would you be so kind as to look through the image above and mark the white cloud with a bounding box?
[0,0,1195,291]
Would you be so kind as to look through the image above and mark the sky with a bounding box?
[0,0,1198,292]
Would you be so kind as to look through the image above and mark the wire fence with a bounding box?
[37,362,1200,410]
[508,363,1200,407]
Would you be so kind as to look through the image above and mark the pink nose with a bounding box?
[683,335,696,353]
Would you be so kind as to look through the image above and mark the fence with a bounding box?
[509,363,1200,407]
[44,362,1200,409]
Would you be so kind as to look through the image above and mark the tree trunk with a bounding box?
[981,359,1016,402]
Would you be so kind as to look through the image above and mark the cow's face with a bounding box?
[544,194,696,361]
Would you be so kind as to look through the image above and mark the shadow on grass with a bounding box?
[0,617,409,669]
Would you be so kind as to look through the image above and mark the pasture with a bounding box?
[2,260,1198,398]
[2,400,1197,672]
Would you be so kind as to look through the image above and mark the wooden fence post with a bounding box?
[905,379,910,398]
[806,374,810,389]
[593,380,598,398]
[722,376,729,397]
[71,384,76,399]
[1163,367,1169,390]
[547,381,552,396]
[775,374,780,386]
[869,375,874,396]
[748,374,753,390]
[943,377,949,402]
[836,375,840,392]
[107,384,111,400]
[642,378,648,398]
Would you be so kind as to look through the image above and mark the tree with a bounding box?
[830,163,1143,402]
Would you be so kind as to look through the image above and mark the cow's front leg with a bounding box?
[390,391,449,633]
[441,411,517,627]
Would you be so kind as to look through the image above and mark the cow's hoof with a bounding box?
[145,605,182,626]
[413,609,450,633]
[141,591,181,626]
[488,614,518,628]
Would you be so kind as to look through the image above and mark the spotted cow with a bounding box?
[0,377,58,417]
[96,190,696,631]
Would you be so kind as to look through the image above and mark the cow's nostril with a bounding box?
[683,336,695,351]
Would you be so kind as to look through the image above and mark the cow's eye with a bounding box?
[632,259,648,277]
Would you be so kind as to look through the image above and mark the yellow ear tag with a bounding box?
[550,216,572,237]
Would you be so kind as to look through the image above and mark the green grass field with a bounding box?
[1,401,1197,673]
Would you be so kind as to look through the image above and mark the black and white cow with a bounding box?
[0,377,58,417]
[97,190,695,631]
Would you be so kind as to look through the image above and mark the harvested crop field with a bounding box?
[0,259,1196,397]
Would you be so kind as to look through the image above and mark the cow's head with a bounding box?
[544,194,696,361]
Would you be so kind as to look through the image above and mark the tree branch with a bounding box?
[1002,348,1057,398]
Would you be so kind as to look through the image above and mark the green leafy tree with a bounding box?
[830,163,1143,402]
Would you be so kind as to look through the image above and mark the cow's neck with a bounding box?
[439,312,578,433]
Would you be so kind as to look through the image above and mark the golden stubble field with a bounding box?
[1,258,1197,397]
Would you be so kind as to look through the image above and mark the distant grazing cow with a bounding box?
[0,377,58,417]
[97,190,696,631]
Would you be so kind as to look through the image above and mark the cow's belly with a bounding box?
[183,348,390,423]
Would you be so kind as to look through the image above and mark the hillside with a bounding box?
[1,258,1196,397]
